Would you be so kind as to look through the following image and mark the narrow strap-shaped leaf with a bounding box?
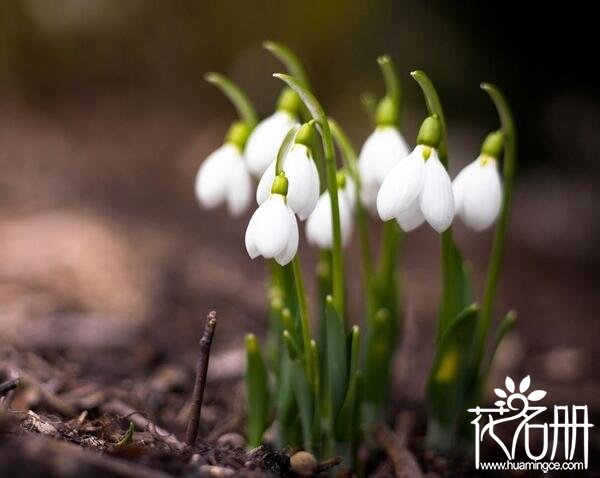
[482,310,517,381]
[325,296,349,420]
[246,334,269,447]
[205,72,258,128]
[285,342,314,452]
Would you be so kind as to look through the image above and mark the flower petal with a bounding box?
[275,207,298,265]
[245,208,260,259]
[452,159,478,215]
[195,144,237,209]
[420,151,454,233]
[226,150,253,216]
[253,194,292,258]
[306,191,354,249]
[462,158,502,231]
[494,388,507,398]
[256,160,276,205]
[244,111,298,176]
[395,197,425,232]
[376,146,426,221]
[505,376,515,393]
[285,145,320,220]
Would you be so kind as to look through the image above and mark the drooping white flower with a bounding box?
[377,145,454,233]
[256,144,320,220]
[195,143,252,216]
[453,155,502,231]
[245,193,298,265]
[306,181,354,249]
[358,126,410,212]
[244,111,299,176]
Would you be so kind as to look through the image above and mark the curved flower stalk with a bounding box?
[195,74,258,216]
[306,170,355,249]
[358,56,409,212]
[377,116,455,233]
[274,73,345,317]
[453,131,504,231]
[257,122,320,220]
[245,173,299,266]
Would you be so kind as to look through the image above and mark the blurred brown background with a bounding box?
[0,0,598,413]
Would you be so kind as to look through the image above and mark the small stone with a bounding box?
[217,432,245,448]
[290,451,317,477]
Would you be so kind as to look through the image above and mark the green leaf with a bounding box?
[115,421,134,448]
[205,72,258,128]
[245,334,269,447]
[325,295,349,419]
[438,238,473,337]
[483,310,517,380]
[427,304,478,445]
[362,308,394,422]
[285,340,314,452]
[335,327,360,441]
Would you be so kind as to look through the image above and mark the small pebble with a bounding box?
[198,465,234,477]
[290,451,317,477]
[217,432,245,448]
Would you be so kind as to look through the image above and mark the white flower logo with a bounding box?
[492,375,547,409]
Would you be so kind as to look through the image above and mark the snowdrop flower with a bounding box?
[358,125,409,212]
[195,122,252,216]
[245,89,300,176]
[245,173,298,265]
[256,123,320,220]
[453,132,503,231]
[377,116,454,233]
[306,171,354,249]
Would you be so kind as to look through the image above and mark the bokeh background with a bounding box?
[1,0,598,416]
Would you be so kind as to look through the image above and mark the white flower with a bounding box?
[245,194,298,265]
[256,144,320,220]
[306,183,354,249]
[358,126,409,212]
[377,145,454,233]
[453,155,502,231]
[244,111,299,176]
[195,143,252,216]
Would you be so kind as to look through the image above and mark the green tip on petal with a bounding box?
[481,130,504,159]
[417,115,442,148]
[271,172,289,196]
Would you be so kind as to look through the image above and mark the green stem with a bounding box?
[205,72,258,128]
[264,41,311,88]
[411,71,456,335]
[378,221,401,283]
[378,55,402,117]
[275,125,301,175]
[474,83,517,368]
[328,118,373,280]
[275,73,345,318]
[292,255,313,384]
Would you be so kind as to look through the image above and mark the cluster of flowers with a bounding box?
[196,98,502,264]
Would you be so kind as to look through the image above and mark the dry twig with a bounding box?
[185,311,218,446]
[374,423,423,478]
